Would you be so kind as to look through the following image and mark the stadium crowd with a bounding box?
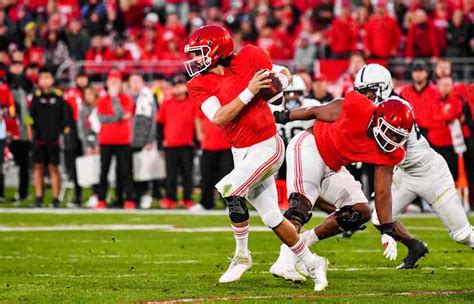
[0,0,472,209]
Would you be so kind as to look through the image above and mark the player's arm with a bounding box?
[203,70,271,127]
[374,165,394,225]
[374,165,398,261]
[274,98,343,124]
[272,64,292,90]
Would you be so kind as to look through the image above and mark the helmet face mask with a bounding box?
[184,44,212,77]
[373,116,410,153]
[283,90,304,110]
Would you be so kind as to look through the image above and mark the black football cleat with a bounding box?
[397,240,429,269]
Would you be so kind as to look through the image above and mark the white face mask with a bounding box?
[373,116,410,153]
[183,45,212,77]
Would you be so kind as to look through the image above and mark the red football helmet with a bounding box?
[372,97,414,153]
[184,25,234,77]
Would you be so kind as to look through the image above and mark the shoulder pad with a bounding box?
[54,88,63,96]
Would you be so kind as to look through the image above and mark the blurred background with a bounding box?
[0,0,472,211]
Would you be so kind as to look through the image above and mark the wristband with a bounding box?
[380,222,396,238]
[276,72,289,90]
[238,88,255,105]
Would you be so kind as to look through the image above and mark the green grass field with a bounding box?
[0,211,473,303]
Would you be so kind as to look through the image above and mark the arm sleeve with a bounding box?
[146,97,157,145]
[98,96,123,123]
[200,96,222,122]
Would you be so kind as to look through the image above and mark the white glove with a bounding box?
[381,233,397,260]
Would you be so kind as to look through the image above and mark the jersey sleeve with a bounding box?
[187,77,213,107]
[342,91,373,117]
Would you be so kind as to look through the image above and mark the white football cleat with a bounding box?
[270,244,306,282]
[218,251,252,283]
[307,254,329,291]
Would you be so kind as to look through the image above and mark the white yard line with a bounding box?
[2,208,471,218]
[148,289,474,303]
[0,224,452,233]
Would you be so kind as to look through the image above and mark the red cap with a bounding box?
[313,73,328,81]
[107,69,122,80]
[376,0,387,7]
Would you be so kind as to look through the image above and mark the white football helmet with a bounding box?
[354,64,393,102]
[285,75,307,95]
[283,75,306,110]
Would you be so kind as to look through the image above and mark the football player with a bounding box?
[185,25,328,291]
[272,64,414,285]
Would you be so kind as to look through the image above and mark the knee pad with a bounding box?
[262,210,284,229]
[450,225,474,247]
[283,193,313,229]
[335,206,367,232]
[224,196,249,223]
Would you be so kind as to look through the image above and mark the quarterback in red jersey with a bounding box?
[272,64,414,282]
[185,25,328,291]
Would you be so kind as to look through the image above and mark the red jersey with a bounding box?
[314,91,405,171]
[399,84,439,129]
[156,96,196,148]
[198,111,231,151]
[187,44,277,148]
[64,88,83,122]
[97,93,134,145]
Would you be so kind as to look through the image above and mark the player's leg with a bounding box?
[301,167,370,245]
[269,131,328,288]
[215,135,285,283]
[250,176,328,290]
[422,168,474,248]
[371,170,428,269]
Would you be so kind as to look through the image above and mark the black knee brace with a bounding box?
[283,193,313,228]
[224,196,249,223]
[335,206,367,232]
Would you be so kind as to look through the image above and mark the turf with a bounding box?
[0,212,473,303]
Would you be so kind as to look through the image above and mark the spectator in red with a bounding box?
[158,31,187,77]
[0,66,15,201]
[96,70,136,209]
[164,12,186,42]
[429,76,472,182]
[405,9,439,60]
[156,74,196,209]
[85,35,113,76]
[25,64,40,85]
[364,0,401,58]
[195,111,233,210]
[63,73,89,207]
[329,3,357,58]
[433,1,448,56]
[399,60,439,135]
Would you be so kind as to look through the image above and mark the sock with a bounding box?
[232,224,249,254]
[300,229,319,247]
[290,239,317,267]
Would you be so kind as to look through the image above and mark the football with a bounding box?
[255,69,284,105]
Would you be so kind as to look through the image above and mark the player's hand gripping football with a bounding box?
[380,223,398,260]
[247,69,272,96]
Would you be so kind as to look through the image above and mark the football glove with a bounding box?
[273,110,290,125]
[380,222,397,261]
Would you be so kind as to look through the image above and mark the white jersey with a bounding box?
[398,129,437,177]
[270,98,321,144]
